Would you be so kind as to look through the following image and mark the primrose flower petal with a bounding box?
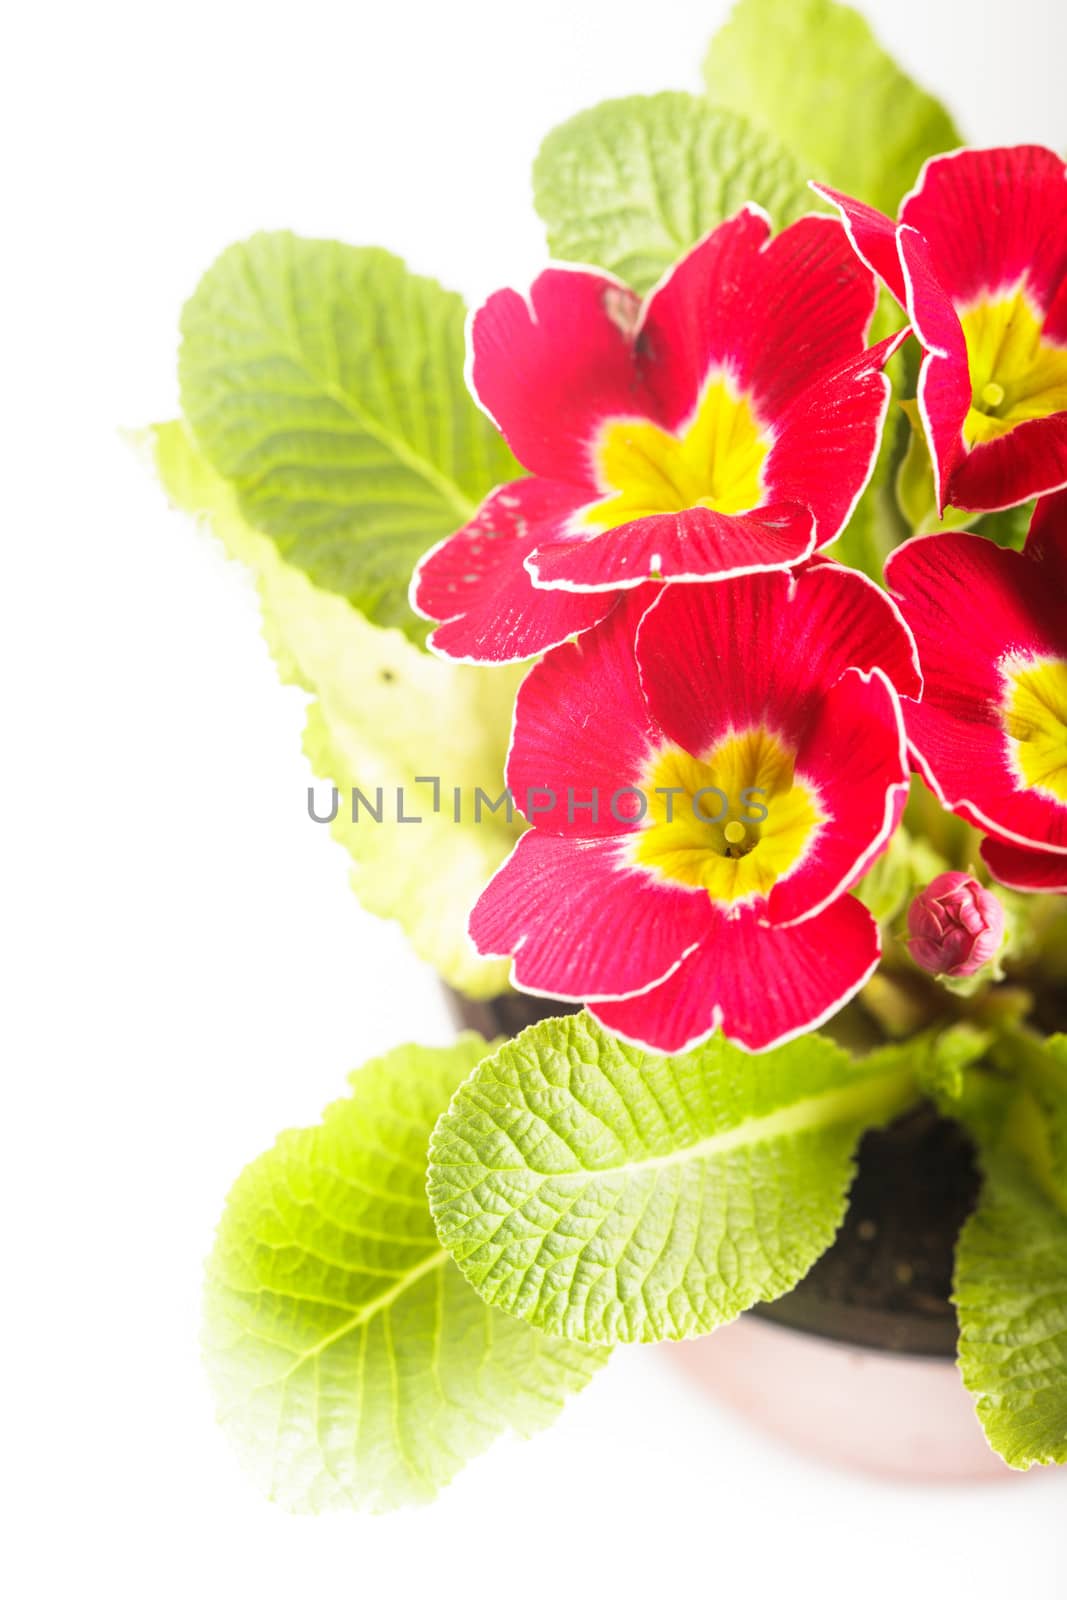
[414,209,901,662]
[636,209,877,423]
[634,559,921,749]
[411,480,615,662]
[981,837,1067,895]
[812,182,908,305]
[469,830,712,1003]
[590,895,881,1055]
[888,492,1067,868]
[822,146,1067,513]
[471,566,911,1052]
[634,572,911,928]
[505,586,663,838]
[907,872,1005,978]
[467,266,645,487]
[903,146,1067,326]
[524,501,815,592]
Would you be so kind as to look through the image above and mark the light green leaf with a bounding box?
[204,1037,607,1511]
[853,825,915,924]
[428,1012,918,1343]
[895,403,977,535]
[853,821,955,927]
[703,0,962,215]
[533,92,812,294]
[1036,1038,1067,1183]
[911,1024,992,1105]
[896,428,968,536]
[975,498,1036,552]
[954,1080,1067,1469]
[822,314,910,580]
[894,396,1032,548]
[148,420,521,997]
[996,1032,1067,1185]
[178,233,519,641]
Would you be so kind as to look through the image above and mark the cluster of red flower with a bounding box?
[412,146,1067,1051]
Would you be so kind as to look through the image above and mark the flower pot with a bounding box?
[445,986,1013,1482]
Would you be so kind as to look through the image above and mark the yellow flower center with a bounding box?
[1001,654,1067,803]
[579,374,770,533]
[961,289,1067,447]
[631,729,825,906]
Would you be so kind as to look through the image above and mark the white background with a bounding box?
[5,0,1066,1594]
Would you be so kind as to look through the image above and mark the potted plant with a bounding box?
[142,0,1066,1508]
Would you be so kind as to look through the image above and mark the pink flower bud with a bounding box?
[907,872,1005,978]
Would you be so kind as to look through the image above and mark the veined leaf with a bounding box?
[534,92,811,294]
[428,1012,918,1343]
[148,420,522,998]
[954,1072,1067,1469]
[178,233,518,641]
[204,1037,607,1512]
[703,0,962,215]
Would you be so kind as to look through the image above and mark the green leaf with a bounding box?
[178,233,519,641]
[853,819,955,928]
[1035,1038,1067,1183]
[911,1024,992,1105]
[853,823,916,924]
[204,1036,607,1511]
[822,308,910,580]
[703,0,962,215]
[428,1012,919,1343]
[148,420,522,998]
[954,1080,1067,1469]
[975,499,1036,552]
[996,1032,1067,1185]
[896,416,978,536]
[533,92,812,294]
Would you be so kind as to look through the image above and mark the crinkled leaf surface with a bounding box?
[703,0,962,214]
[428,1012,918,1343]
[204,1037,607,1512]
[178,233,518,640]
[534,92,811,294]
[954,1064,1067,1469]
[149,421,521,997]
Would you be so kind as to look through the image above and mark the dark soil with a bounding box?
[751,1106,978,1356]
[446,987,979,1358]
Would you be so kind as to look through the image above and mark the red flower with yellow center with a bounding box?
[888,491,1067,895]
[412,208,905,662]
[470,564,917,1051]
[818,145,1067,513]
